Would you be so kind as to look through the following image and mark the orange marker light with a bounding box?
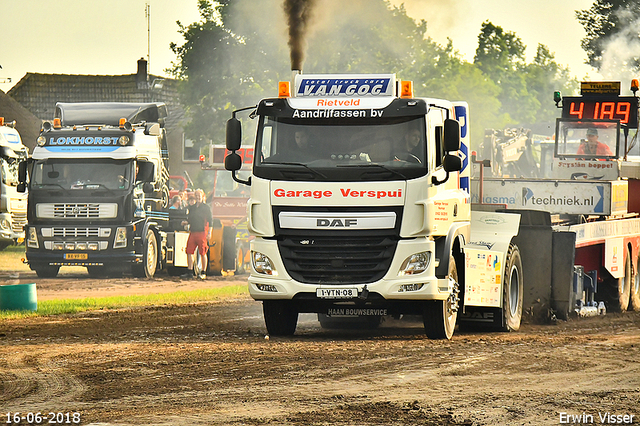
[119,118,127,129]
[53,118,62,129]
[278,81,291,98]
[632,79,639,94]
[199,154,205,162]
[400,80,414,98]
[0,117,4,126]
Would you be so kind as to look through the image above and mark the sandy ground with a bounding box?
[1,267,639,425]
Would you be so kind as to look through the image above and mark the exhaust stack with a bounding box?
[291,69,301,97]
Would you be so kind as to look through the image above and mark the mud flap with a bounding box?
[460,209,520,330]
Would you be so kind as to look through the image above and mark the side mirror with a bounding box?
[136,161,155,183]
[18,161,28,183]
[443,118,461,152]
[443,154,462,172]
[226,117,242,151]
[142,182,154,193]
[225,152,242,172]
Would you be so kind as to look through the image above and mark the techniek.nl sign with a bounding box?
[469,180,609,215]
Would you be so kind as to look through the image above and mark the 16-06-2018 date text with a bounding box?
[5,412,81,424]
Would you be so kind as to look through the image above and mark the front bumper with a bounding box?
[247,237,453,305]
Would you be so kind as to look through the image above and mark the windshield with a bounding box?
[254,116,426,181]
[555,119,619,159]
[31,158,134,190]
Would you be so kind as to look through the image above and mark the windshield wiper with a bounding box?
[272,162,328,180]
[338,163,407,179]
[35,183,69,192]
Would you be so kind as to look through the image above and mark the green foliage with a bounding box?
[169,0,578,154]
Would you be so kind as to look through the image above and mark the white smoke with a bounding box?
[598,8,640,83]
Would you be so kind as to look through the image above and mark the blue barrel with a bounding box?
[0,283,38,311]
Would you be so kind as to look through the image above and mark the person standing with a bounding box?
[181,189,212,279]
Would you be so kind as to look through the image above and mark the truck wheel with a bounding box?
[263,300,298,336]
[501,243,523,332]
[602,250,631,312]
[0,242,10,251]
[134,230,158,278]
[222,226,237,272]
[423,255,458,339]
[34,265,60,278]
[631,255,640,312]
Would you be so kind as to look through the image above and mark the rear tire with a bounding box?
[501,243,523,331]
[423,255,458,339]
[263,300,298,336]
[602,250,631,312]
[631,255,640,312]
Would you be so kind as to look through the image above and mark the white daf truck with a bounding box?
[0,117,29,250]
[225,73,525,339]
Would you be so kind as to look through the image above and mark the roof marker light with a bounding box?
[0,117,4,126]
[278,81,291,98]
[400,80,413,98]
[632,79,639,95]
[53,118,62,129]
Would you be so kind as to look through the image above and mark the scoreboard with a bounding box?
[561,96,639,128]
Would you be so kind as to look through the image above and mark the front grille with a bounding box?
[11,213,27,232]
[278,236,397,284]
[36,203,117,219]
[52,227,101,238]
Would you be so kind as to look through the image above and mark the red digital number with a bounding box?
[616,102,630,124]
[569,102,584,119]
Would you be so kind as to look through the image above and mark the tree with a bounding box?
[577,0,640,75]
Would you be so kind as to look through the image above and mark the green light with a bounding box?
[553,91,562,104]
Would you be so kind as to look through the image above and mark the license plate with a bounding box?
[64,253,88,260]
[316,288,358,299]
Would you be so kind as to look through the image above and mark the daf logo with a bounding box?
[317,218,358,227]
[72,207,80,214]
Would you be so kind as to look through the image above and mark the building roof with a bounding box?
[0,89,43,149]
[7,59,184,132]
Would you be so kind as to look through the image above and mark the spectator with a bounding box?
[169,195,182,209]
[181,189,212,279]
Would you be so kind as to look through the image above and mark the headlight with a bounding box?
[118,135,130,146]
[114,227,127,248]
[252,251,278,275]
[37,136,46,146]
[27,227,39,248]
[398,252,431,276]
[0,218,10,230]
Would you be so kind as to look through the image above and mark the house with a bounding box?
[7,59,202,187]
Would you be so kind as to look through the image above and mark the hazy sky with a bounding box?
[0,0,598,93]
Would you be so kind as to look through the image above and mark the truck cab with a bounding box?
[226,73,482,338]
[21,102,171,278]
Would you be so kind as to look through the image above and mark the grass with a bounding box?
[0,285,248,320]
[0,244,30,272]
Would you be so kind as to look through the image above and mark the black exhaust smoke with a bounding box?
[283,0,316,71]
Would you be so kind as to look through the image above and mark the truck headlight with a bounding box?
[0,218,10,230]
[114,227,127,248]
[252,251,277,276]
[398,252,431,276]
[27,227,39,248]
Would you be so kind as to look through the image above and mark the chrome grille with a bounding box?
[52,227,101,238]
[11,213,27,232]
[36,203,117,219]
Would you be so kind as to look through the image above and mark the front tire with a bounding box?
[34,264,60,278]
[263,300,298,336]
[423,255,458,339]
[134,229,158,278]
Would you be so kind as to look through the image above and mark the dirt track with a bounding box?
[1,271,640,425]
